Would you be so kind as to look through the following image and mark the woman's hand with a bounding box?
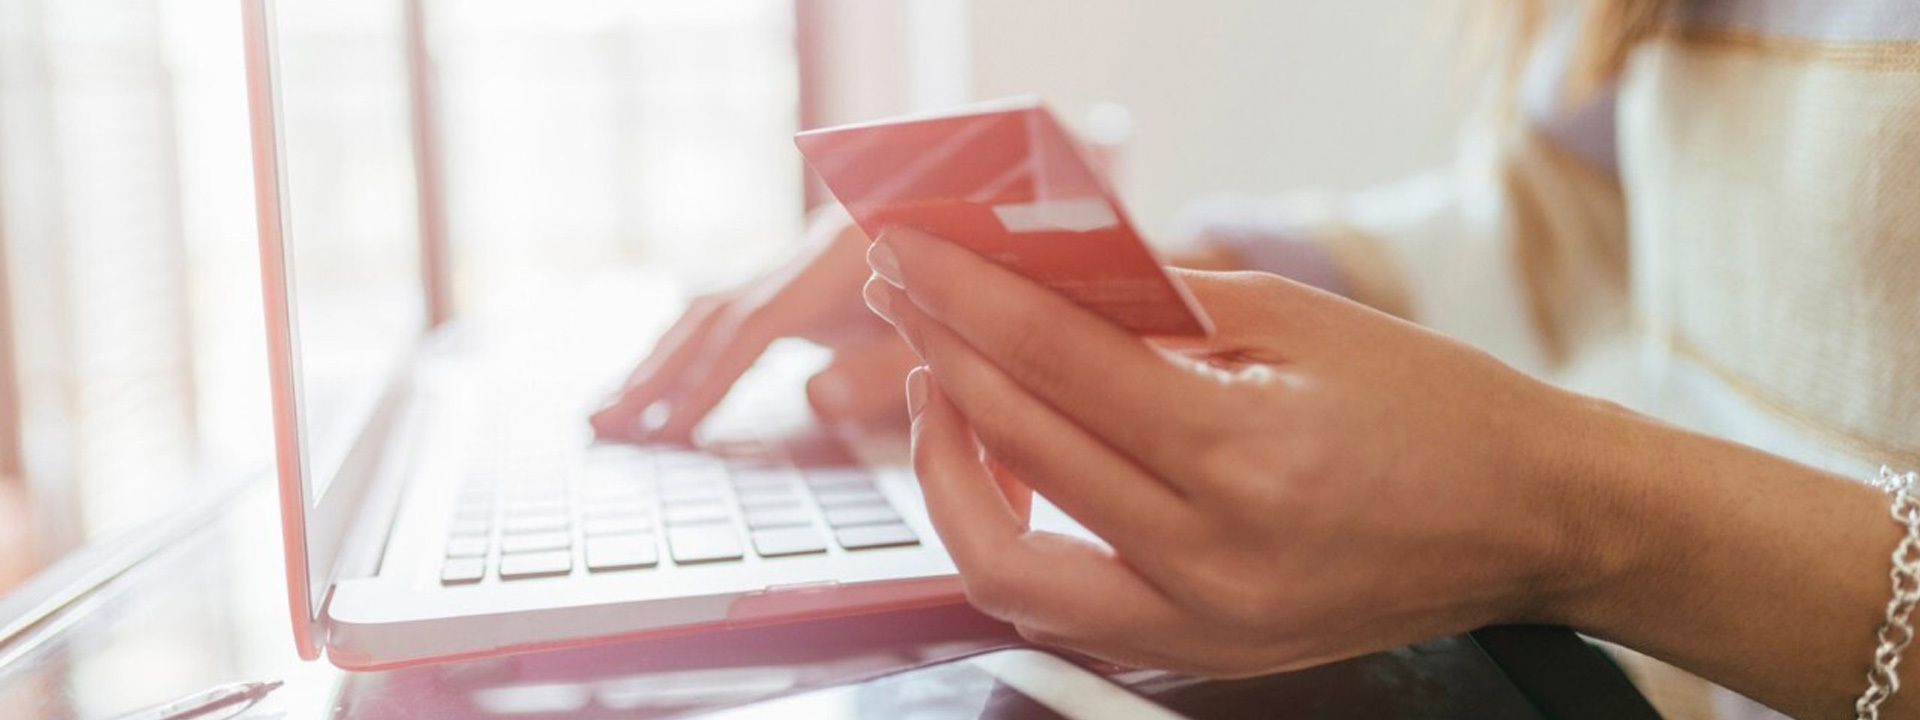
[861,227,1626,675]
[590,211,919,444]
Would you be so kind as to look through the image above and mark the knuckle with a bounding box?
[688,290,735,310]
[1188,393,1324,514]
[1199,576,1283,630]
[1014,624,1058,646]
[960,569,1024,618]
[1208,378,1273,424]
[726,304,774,339]
[1170,542,1284,630]
[1187,652,1279,680]
[1251,271,1302,302]
[1189,431,1264,492]
[803,374,842,418]
[1277,431,1330,484]
[1220,371,1292,424]
[1156,645,1243,678]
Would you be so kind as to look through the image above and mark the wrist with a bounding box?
[1502,386,1912,718]
[1508,388,1675,632]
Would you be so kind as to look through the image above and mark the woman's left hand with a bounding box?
[861,227,1634,676]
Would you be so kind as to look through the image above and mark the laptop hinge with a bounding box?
[331,380,425,585]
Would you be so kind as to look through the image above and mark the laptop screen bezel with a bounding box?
[241,0,436,661]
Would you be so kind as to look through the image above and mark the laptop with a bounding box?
[240,0,960,670]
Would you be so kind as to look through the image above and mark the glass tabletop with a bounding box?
[0,480,1570,720]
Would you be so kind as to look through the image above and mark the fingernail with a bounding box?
[906,367,930,419]
[867,240,905,288]
[808,369,852,414]
[639,400,672,435]
[862,275,894,322]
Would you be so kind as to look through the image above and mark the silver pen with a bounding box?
[109,680,284,720]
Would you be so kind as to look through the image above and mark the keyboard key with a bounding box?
[663,501,730,526]
[803,469,874,490]
[668,526,745,564]
[581,464,653,486]
[752,527,829,557]
[813,489,886,509]
[658,463,728,487]
[824,504,901,528]
[586,534,660,571]
[738,494,802,511]
[731,483,793,499]
[501,486,566,502]
[743,506,813,529]
[734,485,799,503]
[449,506,491,526]
[661,484,724,503]
[584,500,652,520]
[502,513,570,535]
[446,536,490,558]
[835,523,919,550]
[503,498,569,517]
[653,449,719,468]
[584,515,654,537]
[580,485,650,504]
[501,480,565,495]
[448,518,491,537]
[440,557,486,585]
[501,531,572,554]
[729,469,795,489]
[500,481,566,498]
[499,551,573,580]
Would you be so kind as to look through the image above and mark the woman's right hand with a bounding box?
[862,227,1628,676]
[590,210,920,445]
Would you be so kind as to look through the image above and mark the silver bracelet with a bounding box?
[1859,466,1920,720]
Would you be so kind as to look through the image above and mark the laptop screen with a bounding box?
[244,0,435,656]
[273,0,426,504]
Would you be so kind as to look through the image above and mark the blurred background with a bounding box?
[0,0,1466,589]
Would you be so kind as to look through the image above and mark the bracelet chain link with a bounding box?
[1859,466,1920,720]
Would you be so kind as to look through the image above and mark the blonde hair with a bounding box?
[1472,0,1676,107]
[1566,0,1674,93]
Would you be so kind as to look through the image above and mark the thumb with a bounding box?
[805,334,921,427]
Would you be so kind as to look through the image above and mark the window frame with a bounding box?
[0,198,21,487]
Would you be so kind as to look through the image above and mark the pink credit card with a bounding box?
[796,99,1213,338]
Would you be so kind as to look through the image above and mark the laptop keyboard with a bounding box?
[439,448,920,586]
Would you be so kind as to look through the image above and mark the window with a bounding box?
[424,0,802,314]
[0,0,236,555]
[0,0,804,566]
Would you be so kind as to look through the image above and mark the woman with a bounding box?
[595,1,1920,718]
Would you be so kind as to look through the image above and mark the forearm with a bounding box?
[1550,396,1905,719]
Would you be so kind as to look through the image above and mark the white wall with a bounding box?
[964,0,1472,239]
